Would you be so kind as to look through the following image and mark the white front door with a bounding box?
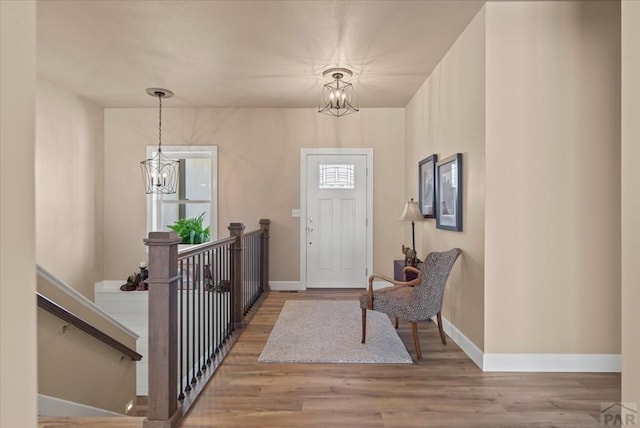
[302,151,371,288]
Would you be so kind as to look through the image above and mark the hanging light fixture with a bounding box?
[318,67,359,117]
[140,88,178,194]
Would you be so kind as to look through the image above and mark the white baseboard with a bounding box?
[437,315,484,369]
[38,394,124,417]
[270,280,390,292]
[438,315,621,373]
[372,280,394,290]
[270,281,304,291]
[483,353,621,372]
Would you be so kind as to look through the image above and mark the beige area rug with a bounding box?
[258,300,413,364]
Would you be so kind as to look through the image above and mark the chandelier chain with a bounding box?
[158,94,162,151]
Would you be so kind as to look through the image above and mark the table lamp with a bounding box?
[398,198,424,259]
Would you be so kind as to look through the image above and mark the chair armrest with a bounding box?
[369,274,418,287]
[402,266,420,276]
[402,266,420,281]
[365,274,419,309]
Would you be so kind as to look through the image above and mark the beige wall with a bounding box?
[622,0,640,408]
[36,79,105,300]
[104,108,405,282]
[0,1,38,427]
[38,308,136,414]
[405,7,486,349]
[37,275,137,347]
[36,273,138,414]
[485,1,621,354]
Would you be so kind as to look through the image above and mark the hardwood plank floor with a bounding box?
[180,290,620,428]
[40,290,620,427]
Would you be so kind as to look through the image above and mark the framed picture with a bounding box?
[436,153,462,231]
[418,155,437,218]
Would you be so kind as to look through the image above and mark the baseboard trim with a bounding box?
[437,315,484,369]
[270,280,389,291]
[438,315,621,373]
[372,280,394,290]
[270,281,304,291]
[38,393,124,417]
[483,353,622,372]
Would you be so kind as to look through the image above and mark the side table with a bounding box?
[393,259,418,282]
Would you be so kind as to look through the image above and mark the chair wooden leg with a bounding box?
[411,322,422,360]
[395,317,398,329]
[437,312,447,345]
[361,309,367,343]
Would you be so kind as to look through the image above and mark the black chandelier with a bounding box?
[318,67,359,117]
[140,88,179,194]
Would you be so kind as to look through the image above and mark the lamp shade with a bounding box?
[398,199,423,222]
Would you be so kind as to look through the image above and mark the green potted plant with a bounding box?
[167,212,210,244]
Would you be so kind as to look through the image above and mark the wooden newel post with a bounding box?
[228,222,245,329]
[259,219,271,293]
[144,231,182,428]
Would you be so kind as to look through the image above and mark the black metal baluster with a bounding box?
[253,236,257,305]
[252,236,256,306]
[211,247,216,358]
[182,258,191,394]
[248,236,252,309]
[243,237,246,314]
[213,248,218,355]
[227,243,232,339]
[222,245,227,342]
[221,245,226,344]
[246,237,250,312]
[202,251,207,366]
[253,235,260,303]
[178,259,185,400]
[249,236,251,309]
[190,256,197,386]
[193,254,202,377]
[205,249,211,366]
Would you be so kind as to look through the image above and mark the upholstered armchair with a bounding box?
[359,248,461,360]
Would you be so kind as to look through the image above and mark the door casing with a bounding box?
[299,148,373,289]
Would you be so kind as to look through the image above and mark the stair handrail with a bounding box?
[37,264,139,339]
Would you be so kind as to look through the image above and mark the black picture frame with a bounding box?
[436,153,463,231]
[418,155,437,218]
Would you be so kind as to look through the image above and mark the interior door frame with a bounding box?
[299,148,373,289]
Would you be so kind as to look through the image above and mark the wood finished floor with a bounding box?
[40,290,620,428]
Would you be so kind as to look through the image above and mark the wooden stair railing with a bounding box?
[37,292,143,361]
[143,219,270,428]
